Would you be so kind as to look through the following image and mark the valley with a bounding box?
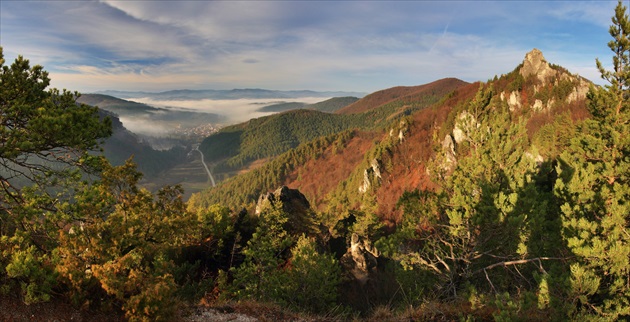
[3,2,630,318]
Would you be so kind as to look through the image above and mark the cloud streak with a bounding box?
[0,1,618,93]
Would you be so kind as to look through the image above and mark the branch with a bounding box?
[472,257,564,275]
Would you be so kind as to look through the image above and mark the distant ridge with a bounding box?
[95,88,366,100]
[336,78,467,115]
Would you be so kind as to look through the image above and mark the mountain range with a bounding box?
[95,88,366,100]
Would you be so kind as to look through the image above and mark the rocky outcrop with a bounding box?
[358,158,382,193]
[255,186,315,234]
[441,134,457,169]
[524,151,544,167]
[453,110,478,144]
[532,99,544,112]
[520,48,557,83]
[566,81,590,104]
[507,91,522,111]
[500,49,591,112]
[358,169,371,193]
[340,233,380,285]
[255,186,310,215]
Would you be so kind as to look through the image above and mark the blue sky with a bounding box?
[0,0,620,93]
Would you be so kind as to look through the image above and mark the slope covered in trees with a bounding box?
[336,77,467,114]
[307,96,360,113]
[4,2,630,320]
[256,97,360,113]
[199,79,467,178]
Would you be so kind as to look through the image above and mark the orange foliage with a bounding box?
[336,78,468,114]
[283,131,378,210]
[374,83,480,223]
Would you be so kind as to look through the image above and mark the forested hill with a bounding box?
[199,79,465,176]
[190,49,592,219]
[7,2,630,317]
[256,96,360,113]
[307,96,360,112]
[335,77,468,114]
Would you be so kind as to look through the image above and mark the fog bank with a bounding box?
[128,97,331,124]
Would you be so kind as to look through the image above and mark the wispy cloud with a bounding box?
[0,0,617,93]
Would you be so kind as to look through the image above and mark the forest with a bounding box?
[1,2,630,321]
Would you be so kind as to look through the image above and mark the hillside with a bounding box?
[335,77,467,114]
[198,80,464,179]
[256,96,360,113]
[307,96,359,112]
[190,49,591,220]
[97,109,187,177]
[8,39,630,321]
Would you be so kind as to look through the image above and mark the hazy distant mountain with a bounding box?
[256,97,360,113]
[95,88,366,101]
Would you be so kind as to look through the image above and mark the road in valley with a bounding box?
[193,144,216,187]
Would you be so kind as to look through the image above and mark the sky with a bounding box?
[0,0,622,94]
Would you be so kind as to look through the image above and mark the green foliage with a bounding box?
[556,2,630,319]
[222,202,341,313]
[227,202,293,301]
[191,130,355,210]
[281,235,341,313]
[0,47,112,305]
[3,245,57,304]
[54,160,197,319]
[380,84,568,314]
[0,48,112,212]
[532,112,576,158]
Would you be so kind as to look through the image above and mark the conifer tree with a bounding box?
[0,47,112,304]
[556,1,630,318]
[380,85,552,299]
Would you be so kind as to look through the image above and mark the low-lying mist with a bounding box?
[119,116,173,137]
[128,97,331,124]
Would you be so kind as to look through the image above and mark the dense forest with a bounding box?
[2,2,630,321]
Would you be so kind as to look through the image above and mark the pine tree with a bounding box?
[556,1,630,318]
[227,202,294,301]
[0,48,112,304]
[380,85,556,300]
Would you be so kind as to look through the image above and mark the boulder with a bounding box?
[255,186,314,234]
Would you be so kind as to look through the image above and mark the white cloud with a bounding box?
[2,0,615,93]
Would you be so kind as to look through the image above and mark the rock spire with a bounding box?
[520,48,556,81]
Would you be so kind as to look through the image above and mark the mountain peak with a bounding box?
[519,48,555,81]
